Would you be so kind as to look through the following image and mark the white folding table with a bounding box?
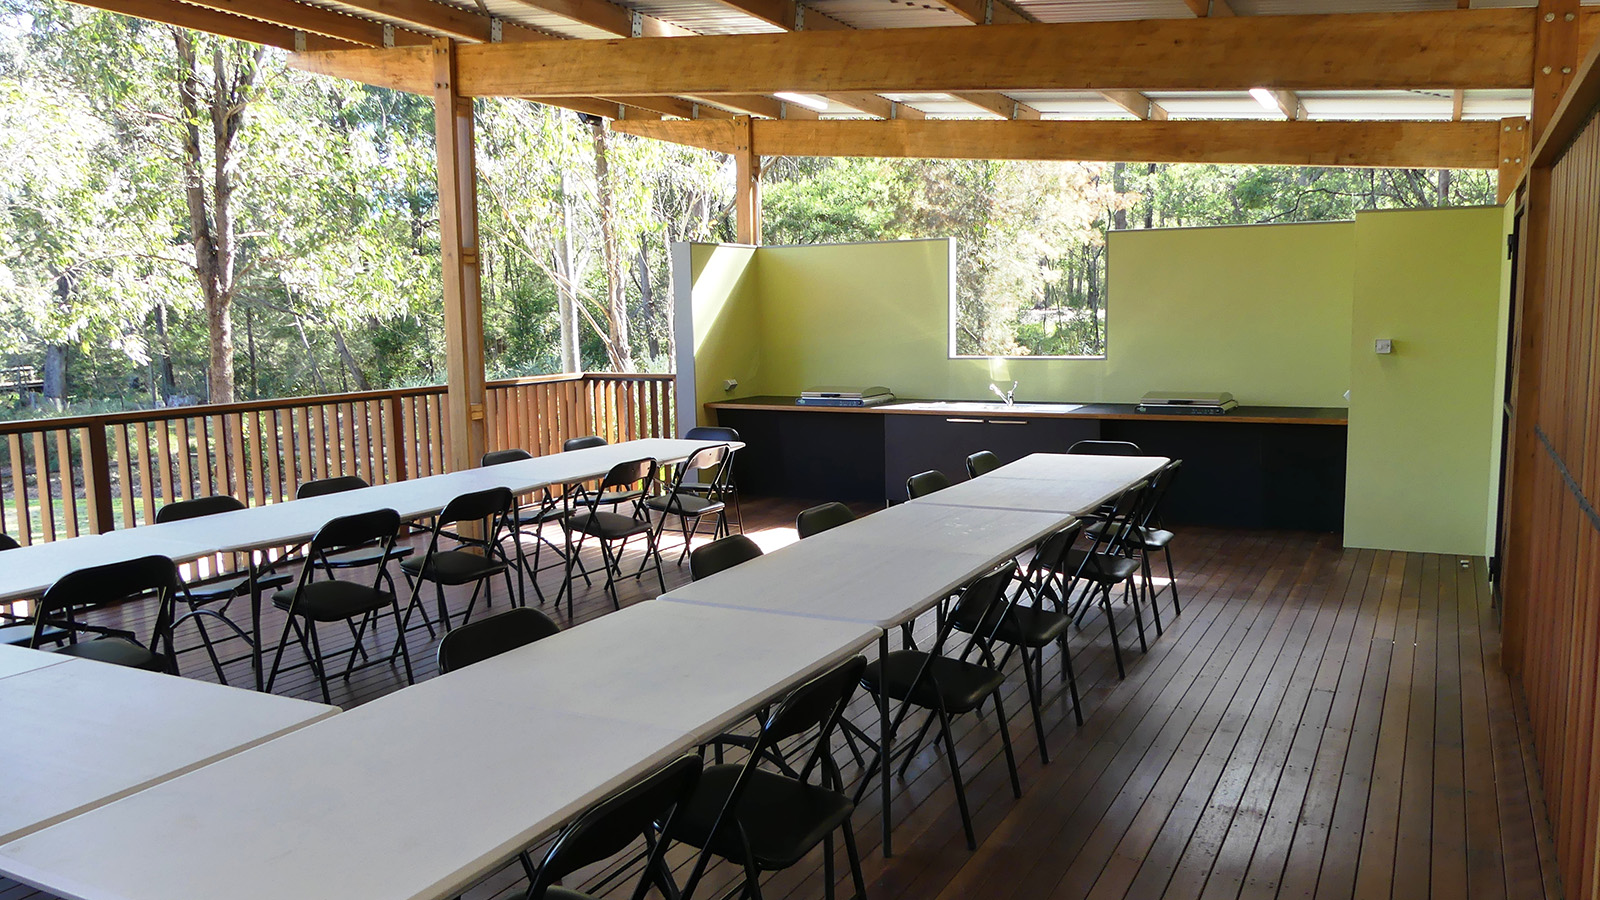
[0,438,740,689]
[0,655,337,845]
[909,453,1168,515]
[0,602,864,900]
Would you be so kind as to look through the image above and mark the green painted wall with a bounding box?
[1344,207,1507,556]
[686,243,761,424]
[748,225,1355,406]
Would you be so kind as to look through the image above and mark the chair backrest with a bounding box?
[944,564,1019,643]
[436,607,560,673]
[906,469,952,500]
[663,444,730,501]
[296,475,370,499]
[1067,440,1143,457]
[437,486,514,529]
[796,502,855,539]
[481,448,532,467]
[1020,519,1085,596]
[34,555,181,654]
[575,458,656,516]
[155,494,246,524]
[526,754,703,900]
[684,425,739,443]
[1085,480,1149,559]
[563,435,607,452]
[966,450,1002,478]
[1142,459,1183,527]
[690,534,764,580]
[290,509,403,596]
[0,532,18,552]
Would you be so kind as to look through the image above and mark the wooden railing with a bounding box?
[0,372,675,546]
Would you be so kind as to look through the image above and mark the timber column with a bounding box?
[733,116,761,245]
[432,37,488,471]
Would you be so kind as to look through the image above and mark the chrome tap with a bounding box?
[989,381,1017,406]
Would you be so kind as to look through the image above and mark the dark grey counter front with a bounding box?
[708,397,1347,532]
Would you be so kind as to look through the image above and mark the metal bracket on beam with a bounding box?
[294,30,307,52]
[795,2,806,30]
[382,24,395,48]
[491,18,503,42]
[631,11,644,37]
[984,0,994,25]
[692,102,701,119]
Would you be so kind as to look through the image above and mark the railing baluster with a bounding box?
[7,433,29,544]
[55,428,78,538]
[30,430,53,541]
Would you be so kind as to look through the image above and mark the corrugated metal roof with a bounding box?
[802,0,965,29]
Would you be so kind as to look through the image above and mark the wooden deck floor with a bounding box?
[0,499,1563,900]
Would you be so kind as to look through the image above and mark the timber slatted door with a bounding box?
[1504,104,1600,900]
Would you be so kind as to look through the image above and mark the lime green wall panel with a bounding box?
[687,243,762,424]
[1344,207,1507,556]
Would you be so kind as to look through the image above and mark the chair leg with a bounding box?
[305,621,332,705]
[389,600,416,686]
[1059,634,1083,726]
[1021,647,1050,764]
[599,538,622,609]
[1165,544,1181,615]
[842,819,867,900]
[991,688,1023,799]
[935,705,977,850]
[1143,554,1164,636]
[264,612,299,694]
[1126,580,1148,654]
[1102,586,1126,678]
[897,711,937,778]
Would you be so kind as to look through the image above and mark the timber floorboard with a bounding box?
[0,498,1563,900]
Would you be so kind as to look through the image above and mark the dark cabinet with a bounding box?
[882,414,1100,503]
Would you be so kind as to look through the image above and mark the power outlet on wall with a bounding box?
[723,379,738,391]
[1374,339,1393,355]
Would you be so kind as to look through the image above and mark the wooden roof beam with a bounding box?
[171,0,430,45]
[952,92,1041,120]
[451,10,1550,98]
[1100,89,1168,120]
[1255,87,1304,120]
[70,0,355,51]
[610,118,1503,170]
[501,0,692,38]
[1184,0,1234,16]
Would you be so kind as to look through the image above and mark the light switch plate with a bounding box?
[1375,339,1393,355]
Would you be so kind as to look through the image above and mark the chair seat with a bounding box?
[512,505,565,527]
[183,571,293,604]
[272,580,395,622]
[0,622,68,647]
[1062,549,1140,585]
[863,650,1006,715]
[571,487,644,508]
[673,764,855,870]
[399,549,507,585]
[321,544,414,569]
[567,510,652,540]
[54,637,167,672]
[642,493,725,517]
[957,604,1071,649]
[1084,522,1175,550]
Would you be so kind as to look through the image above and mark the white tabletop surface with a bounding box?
[0,644,72,680]
[911,453,1168,515]
[0,438,739,602]
[0,657,337,845]
[442,600,879,741]
[661,503,1067,628]
[0,601,860,900]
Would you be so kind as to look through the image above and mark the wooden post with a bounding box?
[80,421,115,535]
[733,116,761,245]
[1532,0,1580,136]
[432,38,488,473]
[1497,116,1530,204]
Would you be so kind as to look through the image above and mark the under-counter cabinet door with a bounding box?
[883,414,1099,503]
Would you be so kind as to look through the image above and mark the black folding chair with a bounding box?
[1050,480,1151,678]
[295,475,414,595]
[1067,440,1143,456]
[396,486,520,638]
[684,425,744,533]
[965,450,1002,478]
[266,508,415,703]
[436,607,560,674]
[563,435,647,511]
[562,458,666,615]
[689,534,764,581]
[678,656,870,900]
[29,555,181,673]
[795,502,855,539]
[906,469,952,500]
[519,754,703,900]
[856,566,1022,850]
[155,495,293,684]
[644,443,733,564]
[483,448,576,607]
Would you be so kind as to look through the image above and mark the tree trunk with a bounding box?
[172,31,261,404]
[1112,162,1128,231]
[331,324,372,391]
[554,170,581,373]
[661,224,676,363]
[293,314,327,394]
[1144,163,1157,229]
[1437,169,1453,207]
[42,344,67,406]
[153,300,177,403]
[589,118,633,372]
[632,238,661,360]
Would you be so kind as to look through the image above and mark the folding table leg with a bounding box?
[879,629,894,857]
[249,557,264,692]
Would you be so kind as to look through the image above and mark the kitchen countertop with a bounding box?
[706,395,1348,425]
